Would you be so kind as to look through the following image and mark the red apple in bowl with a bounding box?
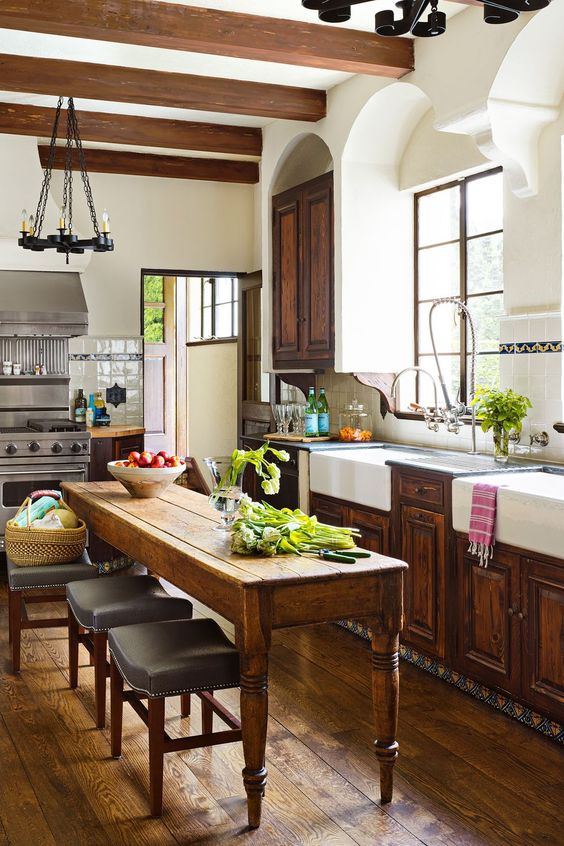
[151,454,166,468]
[138,451,153,468]
[128,451,141,464]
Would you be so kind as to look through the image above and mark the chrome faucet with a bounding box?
[390,366,442,433]
[428,297,478,454]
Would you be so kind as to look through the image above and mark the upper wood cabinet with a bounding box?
[272,172,334,369]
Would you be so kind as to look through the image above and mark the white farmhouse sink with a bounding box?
[310,448,421,512]
[452,472,564,559]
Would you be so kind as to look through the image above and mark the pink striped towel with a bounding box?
[468,483,499,568]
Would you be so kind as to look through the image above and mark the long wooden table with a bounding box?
[63,481,407,829]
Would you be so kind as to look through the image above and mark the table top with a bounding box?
[62,481,407,588]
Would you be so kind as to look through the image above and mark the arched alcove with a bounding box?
[337,83,430,373]
[270,133,333,195]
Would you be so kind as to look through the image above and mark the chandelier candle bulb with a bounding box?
[28,214,34,235]
[58,207,65,230]
[20,209,28,233]
[102,209,110,233]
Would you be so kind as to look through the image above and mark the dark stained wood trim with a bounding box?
[0,54,326,122]
[186,337,238,348]
[0,102,262,156]
[38,146,259,184]
[0,0,414,78]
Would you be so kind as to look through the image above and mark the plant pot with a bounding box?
[493,427,510,463]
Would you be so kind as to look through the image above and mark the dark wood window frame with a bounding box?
[412,166,503,414]
[200,276,238,342]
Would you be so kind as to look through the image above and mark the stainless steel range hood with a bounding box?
[0,271,88,336]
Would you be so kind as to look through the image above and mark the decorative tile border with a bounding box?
[339,620,564,744]
[69,353,143,361]
[499,341,563,355]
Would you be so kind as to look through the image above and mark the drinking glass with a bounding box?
[272,404,285,435]
[204,457,245,531]
[292,404,306,435]
[281,403,291,435]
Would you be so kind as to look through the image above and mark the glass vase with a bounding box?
[204,457,245,531]
[493,427,509,463]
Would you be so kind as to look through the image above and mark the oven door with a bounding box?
[0,464,87,551]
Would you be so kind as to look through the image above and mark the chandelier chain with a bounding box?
[68,98,100,237]
[34,95,64,238]
[63,100,74,232]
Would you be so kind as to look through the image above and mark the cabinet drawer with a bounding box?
[399,474,444,507]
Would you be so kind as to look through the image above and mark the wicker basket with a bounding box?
[5,498,87,567]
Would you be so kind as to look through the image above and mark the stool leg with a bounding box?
[148,697,165,817]
[180,694,191,718]
[68,612,80,689]
[8,588,13,645]
[110,657,124,759]
[93,632,108,729]
[202,691,214,734]
[9,589,22,674]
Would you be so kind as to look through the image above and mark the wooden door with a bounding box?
[301,173,334,365]
[310,493,346,527]
[457,539,521,695]
[349,506,389,556]
[238,273,272,439]
[143,275,176,456]
[272,191,301,366]
[521,556,564,721]
[401,504,446,658]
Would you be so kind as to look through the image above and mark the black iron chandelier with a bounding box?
[302,0,551,37]
[19,96,113,263]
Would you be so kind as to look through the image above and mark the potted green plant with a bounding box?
[471,387,532,462]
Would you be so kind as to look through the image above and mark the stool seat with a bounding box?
[7,550,95,590]
[109,618,240,697]
[66,575,193,632]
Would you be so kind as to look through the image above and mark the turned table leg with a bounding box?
[371,631,400,804]
[240,652,269,829]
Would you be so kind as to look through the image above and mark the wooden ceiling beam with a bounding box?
[0,102,262,156]
[38,146,260,184]
[0,54,326,122]
[0,0,414,78]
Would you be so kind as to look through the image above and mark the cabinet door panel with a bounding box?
[521,557,564,721]
[457,539,520,694]
[401,505,445,658]
[349,506,389,556]
[302,176,334,362]
[272,196,300,362]
[310,494,346,527]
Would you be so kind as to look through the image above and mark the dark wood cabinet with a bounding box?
[457,539,521,695]
[401,504,445,658]
[521,556,564,722]
[310,493,390,556]
[241,441,299,511]
[272,172,334,370]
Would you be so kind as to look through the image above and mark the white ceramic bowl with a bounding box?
[107,460,186,498]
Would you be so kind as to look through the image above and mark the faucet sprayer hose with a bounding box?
[428,297,477,407]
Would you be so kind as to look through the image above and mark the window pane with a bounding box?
[467,233,503,294]
[215,303,233,338]
[468,293,503,353]
[471,353,500,392]
[202,307,212,338]
[203,279,213,307]
[144,307,164,343]
[418,301,461,355]
[215,277,233,305]
[417,354,461,409]
[143,276,164,303]
[467,171,503,236]
[418,242,460,300]
[418,186,460,247]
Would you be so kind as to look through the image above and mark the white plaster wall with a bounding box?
[49,170,255,336]
[187,341,238,459]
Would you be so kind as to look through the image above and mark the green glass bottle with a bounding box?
[317,387,330,435]
[304,387,319,437]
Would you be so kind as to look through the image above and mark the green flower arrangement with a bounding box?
[214,442,291,498]
[471,386,532,461]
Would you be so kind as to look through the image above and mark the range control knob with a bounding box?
[28,441,41,453]
[70,441,82,454]
[51,441,63,454]
[5,443,17,455]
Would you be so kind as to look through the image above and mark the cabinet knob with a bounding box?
[415,486,430,495]
[517,611,527,621]
[508,607,514,617]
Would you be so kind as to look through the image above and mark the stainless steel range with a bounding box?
[0,271,90,551]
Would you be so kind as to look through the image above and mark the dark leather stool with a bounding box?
[66,576,193,729]
[109,618,241,816]
[7,551,97,674]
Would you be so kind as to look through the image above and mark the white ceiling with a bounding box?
[0,1,467,158]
